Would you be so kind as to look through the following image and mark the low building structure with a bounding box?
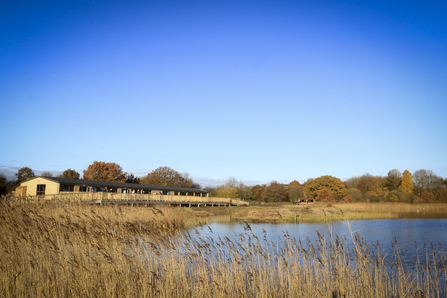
[295,197,315,204]
[16,176,208,197]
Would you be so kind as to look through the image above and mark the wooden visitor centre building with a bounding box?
[15,176,208,197]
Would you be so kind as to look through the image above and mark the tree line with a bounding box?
[0,161,201,195]
[204,169,447,203]
[2,164,447,203]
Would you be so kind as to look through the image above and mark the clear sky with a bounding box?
[1,0,446,187]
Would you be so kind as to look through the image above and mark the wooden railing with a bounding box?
[12,192,249,206]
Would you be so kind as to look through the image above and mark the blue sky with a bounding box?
[1,0,446,187]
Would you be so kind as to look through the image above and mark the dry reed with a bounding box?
[0,200,446,297]
[335,202,447,213]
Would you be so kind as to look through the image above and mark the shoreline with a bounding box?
[182,202,447,224]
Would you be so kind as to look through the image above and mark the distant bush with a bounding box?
[347,188,363,202]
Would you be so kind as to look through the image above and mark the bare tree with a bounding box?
[225,177,239,188]
[385,169,402,191]
[413,169,442,195]
[41,171,53,177]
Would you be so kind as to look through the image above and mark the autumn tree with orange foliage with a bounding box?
[254,185,266,201]
[265,181,288,202]
[250,185,261,200]
[83,161,126,182]
[419,189,434,203]
[59,169,80,179]
[140,166,193,188]
[436,181,447,202]
[288,180,301,188]
[344,194,353,203]
[316,188,334,202]
[253,182,288,202]
[304,175,347,199]
[399,170,414,194]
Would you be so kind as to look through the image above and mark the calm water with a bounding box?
[186,216,447,267]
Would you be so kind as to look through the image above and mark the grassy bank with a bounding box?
[207,202,447,223]
[203,203,398,223]
[1,201,446,297]
[334,202,447,213]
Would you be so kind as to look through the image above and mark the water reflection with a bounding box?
[207,214,231,223]
[398,211,447,219]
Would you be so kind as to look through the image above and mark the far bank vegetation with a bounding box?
[3,163,447,206]
[204,169,447,206]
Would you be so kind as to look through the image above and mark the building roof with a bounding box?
[28,176,207,193]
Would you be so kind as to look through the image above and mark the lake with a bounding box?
[166,212,447,296]
[186,214,447,268]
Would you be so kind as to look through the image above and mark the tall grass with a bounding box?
[335,202,447,213]
[0,200,446,297]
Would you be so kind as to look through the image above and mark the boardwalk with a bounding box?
[13,192,250,207]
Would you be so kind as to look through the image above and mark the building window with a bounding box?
[37,184,46,195]
[60,184,74,192]
[180,192,186,196]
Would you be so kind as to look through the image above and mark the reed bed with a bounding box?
[284,212,398,223]
[1,201,446,297]
[231,205,399,223]
[335,202,447,213]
